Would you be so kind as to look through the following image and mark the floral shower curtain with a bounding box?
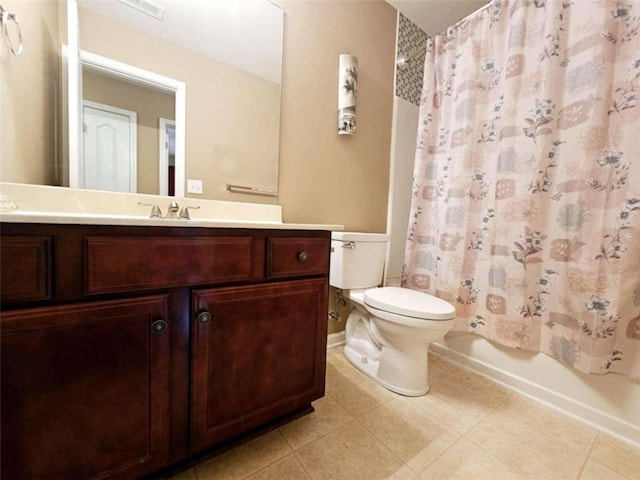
[403,0,640,379]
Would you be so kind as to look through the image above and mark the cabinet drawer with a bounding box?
[266,237,329,279]
[0,236,51,303]
[86,236,254,294]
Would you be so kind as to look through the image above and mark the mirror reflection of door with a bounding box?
[159,118,176,196]
[81,66,176,195]
[82,101,137,193]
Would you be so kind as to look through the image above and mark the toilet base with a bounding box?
[343,343,430,396]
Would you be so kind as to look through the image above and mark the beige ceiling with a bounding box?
[386,0,489,36]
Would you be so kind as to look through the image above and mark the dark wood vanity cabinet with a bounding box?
[1,297,170,479]
[191,279,327,451]
[0,223,330,479]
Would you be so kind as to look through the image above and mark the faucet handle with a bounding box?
[179,205,200,220]
[138,202,162,218]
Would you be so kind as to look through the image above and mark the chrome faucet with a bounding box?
[140,201,199,220]
[138,202,162,218]
[165,201,180,219]
[179,205,200,220]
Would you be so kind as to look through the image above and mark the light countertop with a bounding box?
[0,210,343,231]
[0,183,343,231]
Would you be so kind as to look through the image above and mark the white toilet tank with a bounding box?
[330,232,390,289]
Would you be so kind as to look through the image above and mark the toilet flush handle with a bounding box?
[341,241,356,249]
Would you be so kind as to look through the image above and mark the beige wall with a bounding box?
[2,2,396,226]
[78,8,280,203]
[82,69,175,195]
[2,1,397,337]
[277,1,396,233]
[0,0,60,186]
[277,1,397,335]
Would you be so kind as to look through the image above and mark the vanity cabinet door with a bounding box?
[190,278,328,452]
[1,296,170,479]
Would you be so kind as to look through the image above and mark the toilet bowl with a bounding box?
[343,287,455,396]
[330,232,456,396]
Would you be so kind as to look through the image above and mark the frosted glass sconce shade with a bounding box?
[338,54,358,135]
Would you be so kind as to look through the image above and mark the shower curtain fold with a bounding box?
[403,0,640,379]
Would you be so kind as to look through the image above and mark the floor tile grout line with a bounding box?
[326,382,398,419]
[325,362,355,378]
[459,390,513,435]
[351,415,419,475]
[462,429,529,479]
[278,423,297,452]
[234,430,294,480]
[446,397,506,438]
[282,399,355,452]
[494,398,599,456]
[463,409,594,480]
[462,435,526,479]
[239,451,310,480]
[276,428,295,454]
[496,392,600,456]
[426,362,453,381]
[400,396,470,436]
[574,433,599,480]
[414,433,467,476]
[323,388,370,421]
[478,402,592,458]
[292,416,411,477]
[292,450,314,480]
[467,387,599,462]
[353,396,468,476]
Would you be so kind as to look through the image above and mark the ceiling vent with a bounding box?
[116,0,165,21]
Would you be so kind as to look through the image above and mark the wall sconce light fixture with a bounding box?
[337,54,358,135]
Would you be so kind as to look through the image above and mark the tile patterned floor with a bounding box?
[171,347,640,480]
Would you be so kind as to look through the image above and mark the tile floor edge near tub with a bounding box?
[427,347,640,451]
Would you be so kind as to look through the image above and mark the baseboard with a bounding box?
[327,331,346,349]
[430,342,640,450]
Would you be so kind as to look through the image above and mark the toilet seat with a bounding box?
[364,287,456,321]
[364,302,455,329]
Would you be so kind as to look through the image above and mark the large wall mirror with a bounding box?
[1,0,283,202]
[75,0,283,200]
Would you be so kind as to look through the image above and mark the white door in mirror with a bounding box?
[187,179,203,194]
[83,102,137,193]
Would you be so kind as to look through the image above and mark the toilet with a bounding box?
[330,231,456,396]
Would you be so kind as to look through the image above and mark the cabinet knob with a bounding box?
[197,311,212,324]
[298,251,309,263]
[151,319,167,334]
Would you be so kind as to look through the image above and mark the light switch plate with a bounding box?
[187,179,203,194]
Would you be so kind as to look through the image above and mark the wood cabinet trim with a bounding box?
[0,236,51,303]
[85,236,255,294]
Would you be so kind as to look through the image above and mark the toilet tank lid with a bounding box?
[364,287,456,320]
[331,231,390,242]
